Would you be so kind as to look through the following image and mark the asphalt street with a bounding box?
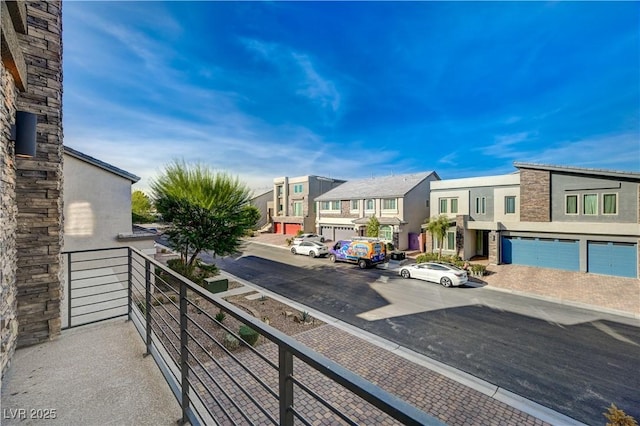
[211,242,640,425]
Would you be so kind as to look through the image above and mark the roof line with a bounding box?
[513,162,640,180]
[64,146,140,183]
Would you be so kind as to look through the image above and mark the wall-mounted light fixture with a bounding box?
[10,111,37,158]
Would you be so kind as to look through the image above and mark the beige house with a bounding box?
[315,172,440,250]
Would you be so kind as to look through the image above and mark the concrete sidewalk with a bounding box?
[246,233,640,318]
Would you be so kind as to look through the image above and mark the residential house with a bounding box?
[428,163,640,278]
[250,189,274,231]
[63,146,156,252]
[315,172,440,250]
[272,175,345,234]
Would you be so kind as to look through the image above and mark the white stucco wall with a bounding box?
[63,154,135,251]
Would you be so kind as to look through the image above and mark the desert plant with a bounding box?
[258,294,268,302]
[386,242,395,252]
[238,325,260,346]
[223,333,240,351]
[299,310,311,323]
[151,295,165,306]
[604,404,638,426]
[424,214,452,259]
[285,237,293,246]
[136,301,146,315]
[215,310,226,323]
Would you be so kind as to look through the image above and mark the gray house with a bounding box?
[250,189,274,230]
[315,172,440,250]
[429,163,640,278]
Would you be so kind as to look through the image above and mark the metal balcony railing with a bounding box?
[62,246,444,426]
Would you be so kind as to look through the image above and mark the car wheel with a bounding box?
[291,248,297,255]
[440,276,453,288]
[320,237,325,242]
[358,259,368,269]
[400,269,410,279]
[310,251,316,258]
[329,254,336,263]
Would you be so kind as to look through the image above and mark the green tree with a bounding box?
[365,215,380,238]
[131,190,154,223]
[151,161,260,268]
[424,214,451,259]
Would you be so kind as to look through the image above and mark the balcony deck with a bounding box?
[1,320,180,426]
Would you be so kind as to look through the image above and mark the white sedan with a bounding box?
[398,262,468,287]
[293,233,325,244]
[290,241,329,258]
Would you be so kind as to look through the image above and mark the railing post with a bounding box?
[179,282,190,425]
[127,248,132,321]
[144,259,152,356]
[67,252,72,329]
[279,346,294,426]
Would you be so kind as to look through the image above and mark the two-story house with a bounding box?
[314,172,440,250]
[272,175,345,234]
[428,163,640,278]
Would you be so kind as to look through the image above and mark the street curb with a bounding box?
[218,269,587,425]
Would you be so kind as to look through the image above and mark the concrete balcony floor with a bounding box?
[1,320,180,426]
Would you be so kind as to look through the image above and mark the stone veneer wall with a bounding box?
[488,230,498,264]
[519,168,551,222]
[1,65,19,376]
[14,1,64,348]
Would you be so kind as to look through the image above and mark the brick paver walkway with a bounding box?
[192,325,549,425]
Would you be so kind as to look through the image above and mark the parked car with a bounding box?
[398,262,468,287]
[328,239,386,269]
[293,233,325,243]
[290,241,329,258]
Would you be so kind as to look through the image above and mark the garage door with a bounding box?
[284,223,302,235]
[588,241,637,278]
[334,227,354,241]
[273,223,282,234]
[502,237,579,271]
[321,226,333,241]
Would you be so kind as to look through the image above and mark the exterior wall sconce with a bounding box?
[10,111,37,158]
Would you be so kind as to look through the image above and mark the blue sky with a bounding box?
[62,1,640,194]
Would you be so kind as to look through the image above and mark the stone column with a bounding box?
[15,1,64,348]
[488,231,499,264]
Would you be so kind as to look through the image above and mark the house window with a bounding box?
[382,198,396,210]
[583,194,597,215]
[603,194,617,215]
[277,186,283,196]
[439,197,458,214]
[293,201,303,216]
[365,199,375,211]
[320,201,330,210]
[332,201,340,210]
[565,195,578,215]
[439,198,447,214]
[293,184,303,194]
[447,231,455,250]
[475,197,486,215]
[379,225,393,241]
[504,196,516,214]
[350,200,359,211]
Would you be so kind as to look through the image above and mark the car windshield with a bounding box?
[310,241,325,247]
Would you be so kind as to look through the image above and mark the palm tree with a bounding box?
[425,214,451,259]
[151,160,259,268]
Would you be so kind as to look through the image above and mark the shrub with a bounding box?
[416,253,439,263]
[223,333,239,351]
[215,310,226,323]
[165,258,218,287]
[238,325,260,346]
[471,264,487,277]
[604,404,638,426]
[151,295,165,306]
[386,242,395,253]
[137,301,146,315]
